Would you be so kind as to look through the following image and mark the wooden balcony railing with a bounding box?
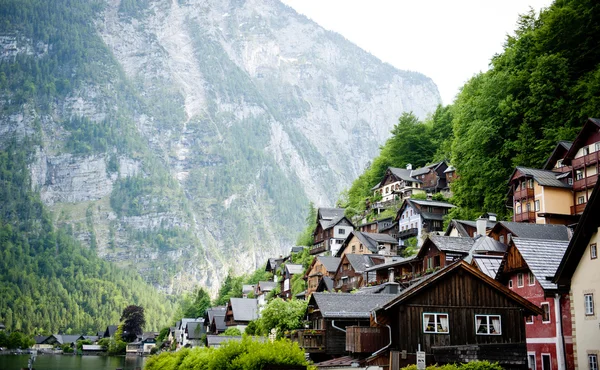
[286,330,326,353]
[571,151,600,168]
[513,187,534,200]
[514,211,536,222]
[571,202,587,215]
[398,228,418,239]
[573,174,598,191]
[346,326,387,353]
[310,244,326,255]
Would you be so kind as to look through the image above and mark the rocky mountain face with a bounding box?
[0,0,440,295]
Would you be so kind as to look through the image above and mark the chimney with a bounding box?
[406,163,412,170]
[388,267,395,283]
[384,282,399,294]
[476,217,487,237]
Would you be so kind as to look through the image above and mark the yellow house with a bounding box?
[554,180,600,370]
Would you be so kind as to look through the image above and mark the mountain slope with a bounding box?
[0,0,440,294]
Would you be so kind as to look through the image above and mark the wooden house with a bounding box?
[445,218,497,238]
[311,208,354,256]
[280,263,304,299]
[554,178,600,370]
[496,238,574,370]
[372,166,424,202]
[288,293,397,359]
[488,221,570,245]
[397,199,455,246]
[364,255,421,286]
[335,230,399,257]
[333,254,385,292]
[225,298,258,330]
[416,235,474,272]
[371,261,542,369]
[255,280,277,306]
[305,256,340,296]
[356,217,394,234]
[204,306,226,334]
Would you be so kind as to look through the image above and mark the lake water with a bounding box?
[0,354,147,370]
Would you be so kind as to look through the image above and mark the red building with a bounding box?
[497,238,574,370]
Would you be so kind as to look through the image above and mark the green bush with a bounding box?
[401,361,502,370]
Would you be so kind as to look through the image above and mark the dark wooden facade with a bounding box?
[376,261,541,369]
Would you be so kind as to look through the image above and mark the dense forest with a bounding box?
[0,140,174,334]
[344,0,600,220]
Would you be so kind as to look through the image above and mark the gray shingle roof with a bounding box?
[318,276,334,292]
[345,254,385,274]
[242,285,255,294]
[311,293,398,319]
[186,321,205,339]
[389,167,421,183]
[319,208,346,220]
[515,167,572,188]
[428,235,474,254]
[318,256,341,272]
[286,264,304,275]
[472,255,503,279]
[206,306,226,324]
[410,199,456,208]
[229,298,259,322]
[499,222,570,241]
[472,236,507,254]
[364,255,418,272]
[257,281,277,291]
[212,313,227,332]
[361,232,398,244]
[512,238,570,290]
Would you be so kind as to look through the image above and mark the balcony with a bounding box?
[398,228,418,239]
[513,187,534,200]
[571,151,600,168]
[286,330,326,353]
[573,174,598,191]
[346,326,387,353]
[514,211,536,222]
[571,202,587,215]
[310,243,326,255]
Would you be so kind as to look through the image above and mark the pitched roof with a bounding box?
[105,325,118,338]
[206,335,242,347]
[543,140,573,170]
[511,167,571,188]
[35,335,50,344]
[409,199,456,209]
[554,175,600,286]
[317,256,341,273]
[445,219,497,237]
[318,208,346,221]
[55,334,85,345]
[380,260,542,315]
[494,222,570,241]
[472,255,503,279]
[509,238,570,290]
[309,293,398,319]
[389,167,421,183]
[419,235,474,256]
[364,255,418,273]
[206,306,226,324]
[186,321,205,339]
[472,236,507,254]
[257,281,277,292]
[443,166,455,173]
[361,232,398,244]
[242,285,255,294]
[211,313,227,332]
[229,298,259,322]
[345,254,385,274]
[285,263,304,275]
[319,215,353,230]
[317,276,335,292]
[563,118,600,163]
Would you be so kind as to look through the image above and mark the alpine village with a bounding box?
[2,1,600,370]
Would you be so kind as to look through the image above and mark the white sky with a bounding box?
[281,0,554,105]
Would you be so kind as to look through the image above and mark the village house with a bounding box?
[203,306,226,334]
[280,263,304,299]
[311,208,354,256]
[304,256,341,296]
[554,179,600,370]
[265,257,286,281]
[488,221,570,245]
[416,235,475,273]
[225,298,258,331]
[496,238,574,370]
[445,216,497,237]
[184,322,205,348]
[397,199,456,246]
[335,230,399,257]
[371,165,425,202]
[364,255,421,287]
[370,261,542,369]
[333,254,385,292]
[356,217,394,234]
[242,284,254,298]
[254,280,277,307]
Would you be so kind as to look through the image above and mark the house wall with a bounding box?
[342,235,372,257]
[387,271,528,367]
[379,180,403,202]
[539,187,573,220]
[398,204,423,246]
[570,230,600,369]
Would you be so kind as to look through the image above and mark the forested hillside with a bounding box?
[0,140,174,334]
[345,0,600,219]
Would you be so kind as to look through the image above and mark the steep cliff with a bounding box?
[0,0,440,294]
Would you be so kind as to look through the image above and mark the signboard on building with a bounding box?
[416,351,426,370]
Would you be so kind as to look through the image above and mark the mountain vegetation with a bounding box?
[344,0,600,220]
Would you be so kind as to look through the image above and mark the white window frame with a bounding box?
[508,279,513,289]
[475,314,502,335]
[422,313,449,334]
[596,142,600,152]
[528,272,535,286]
[578,196,586,205]
[589,354,598,370]
[525,315,534,324]
[542,353,552,370]
[528,352,536,370]
[535,200,540,212]
[585,294,594,316]
[591,244,597,260]
[541,302,551,323]
[517,273,524,288]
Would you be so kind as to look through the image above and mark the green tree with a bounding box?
[258,298,307,338]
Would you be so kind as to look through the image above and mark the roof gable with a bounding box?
[229,298,259,322]
[309,293,398,319]
[543,141,573,170]
[417,236,474,259]
[564,117,600,163]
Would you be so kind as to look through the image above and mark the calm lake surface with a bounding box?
[0,354,147,370]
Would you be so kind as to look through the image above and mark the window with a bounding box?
[526,315,534,324]
[528,272,535,286]
[590,354,598,370]
[522,181,526,190]
[585,294,594,316]
[528,353,536,370]
[568,177,573,185]
[385,187,389,193]
[541,302,551,323]
[517,273,524,287]
[596,142,600,152]
[577,170,584,180]
[592,244,598,259]
[583,147,590,156]
[526,202,531,212]
[475,315,501,335]
[352,246,356,253]
[507,233,512,244]
[528,179,534,188]
[508,279,513,289]
[557,159,564,168]
[339,229,345,235]
[422,313,449,334]
[516,204,522,214]
[542,354,551,370]
[500,235,505,244]
[535,200,540,212]
[578,196,586,205]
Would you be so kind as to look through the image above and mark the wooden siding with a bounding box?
[502,244,528,273]
[346,326,387,353]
